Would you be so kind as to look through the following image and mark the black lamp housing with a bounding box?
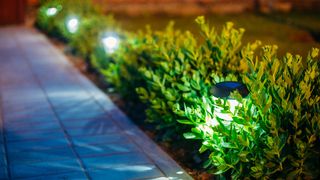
[211,81,249,99]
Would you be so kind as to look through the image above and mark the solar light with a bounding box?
[101,33,120,54]
[66,16,79,34]
[211,81,249,122]
[46,7,58,16]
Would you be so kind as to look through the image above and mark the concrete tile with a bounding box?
[5,120,60,132]
[4,115,57,124]
[8,147,76,164]
[55,100,107,120]
[0,166,8,180]
[58,111,108,121]
[53,97,101,111]
[75,142,140,157]
[4,108,54,121]
[71,134,130,146]
[0,146,4,154]
[4,116,56,125]
[146,177,170,180]
[2,104,52,116]
[2,96,48,108]
[45,87,88,97]
[10,159,83,179]
[82,152,152,170]
[62,118,114,129]
[49,95,92,109]
[66,125,119,137]
[0,154,6,166]
[1,90,46,102]
[7,138,69,153]
[19,171,88,180]
[88,164,163,180]
[6,128,65,142]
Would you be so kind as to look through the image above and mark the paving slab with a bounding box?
[8,147,76,164]
[0,26,192,180]
[87,165,164,180]
[10,159,83,179]
[20,171,88,180]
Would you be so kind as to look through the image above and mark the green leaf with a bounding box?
[183,132,197,139]
[221,142,236,149]
[203,159,212,168]
[190,80,201,90]
[214,164,231,175]
[176,84,190,92]
[287,169,300,179]
[163,91,176,101]
[199,145,208,153]
[238,151,249,159]
[177,119,193,125]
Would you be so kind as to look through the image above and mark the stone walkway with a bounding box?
[0,27,192,180]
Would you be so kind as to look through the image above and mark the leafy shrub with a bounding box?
[136,17,260,139]
[36,1,320,177]
[242,47,320,178]
[177,46,320,179]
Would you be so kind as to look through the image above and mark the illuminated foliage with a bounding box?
[36,1,320,178]
[135,17,259,139]
[176,46,319,178]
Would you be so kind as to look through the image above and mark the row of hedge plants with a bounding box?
[36,0,320,179]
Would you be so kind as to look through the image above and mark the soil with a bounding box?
[48,37,214,180]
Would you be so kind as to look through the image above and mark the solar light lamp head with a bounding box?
[66,16,79,34]
[46,7,58,16]
[101,33,120,54]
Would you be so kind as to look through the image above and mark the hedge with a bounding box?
[36,1,320,179]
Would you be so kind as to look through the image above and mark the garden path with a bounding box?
[0,26,192,180]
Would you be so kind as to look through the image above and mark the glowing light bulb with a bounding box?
[46,7,58,16]
[102,34,120,54]
[66,17,79,33]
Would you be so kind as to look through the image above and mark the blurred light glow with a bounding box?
[176,171,184,174]
[46,7,58,16]
[102,33,120,54]
[206,116,219,127]
[113,165,153,172]
[66,17,79,33]
[227,99,240,114]
[213,97,242,123]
